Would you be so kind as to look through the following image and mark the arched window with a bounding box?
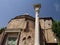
[23,37,26,41]
[22,37,26,45]
[27,36,31,39]
[27,36,32,45]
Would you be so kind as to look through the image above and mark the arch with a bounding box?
[22,37,26,41]
[27,36,31,39]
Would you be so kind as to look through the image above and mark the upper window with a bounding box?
[27,36,31,39]
[23,37,26,41]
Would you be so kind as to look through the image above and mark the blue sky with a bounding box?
[0,0,60,28]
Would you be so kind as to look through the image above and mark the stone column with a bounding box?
[34,4,41,45]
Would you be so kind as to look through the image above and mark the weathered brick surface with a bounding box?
[0,15,57,45]
[7,18,26,29]
[19,20,35,45]
[40,19,57,43]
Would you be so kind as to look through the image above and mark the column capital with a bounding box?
[34,4,41,12]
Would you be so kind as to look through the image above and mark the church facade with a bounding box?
[0,15,57,45]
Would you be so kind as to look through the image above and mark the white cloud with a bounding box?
[54,3,59,12]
